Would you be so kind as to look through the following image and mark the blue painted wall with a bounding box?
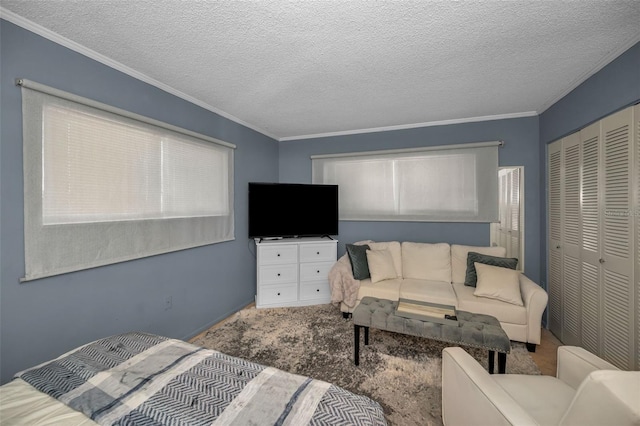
[2,15,637,384]
[279,116,542,284]
[0,20,279,384]
[538,42,640,297]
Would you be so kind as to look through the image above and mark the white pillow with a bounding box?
[368,241,402,277]
[366,249,398,283]
[473,262,523,306]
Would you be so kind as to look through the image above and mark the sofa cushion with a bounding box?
[473,262,524,306]
[401,242,451,282]
[453,283,527,325]
[346,243,371,280]
[366,249,398,283]
[465,252,518,287]
[357,278,403,301]
[369,242,402,278]
[451,244,506,284]
[399,278,458,307]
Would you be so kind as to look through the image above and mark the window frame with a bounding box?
[19,79,236,282]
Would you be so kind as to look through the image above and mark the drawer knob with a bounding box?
[277,253,281,257]
[316,289,320,292]
[317,270,320,273]
[277,292,281,296]
[277,273,281,276]
[317,251,320,255]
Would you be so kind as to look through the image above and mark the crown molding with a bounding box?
[0,8,279,141]
[279,111,538,142]
[537,30,640,114]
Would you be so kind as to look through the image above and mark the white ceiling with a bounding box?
[2,1,640,141]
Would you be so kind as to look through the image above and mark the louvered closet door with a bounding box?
[633,105,640,370]
[579,121,602,356]
[509,168,521,267]
[495,172,510,250]
[561,133,582,346]
[601,107,634,370]
[495,169,521,261]
[548,140,563,338]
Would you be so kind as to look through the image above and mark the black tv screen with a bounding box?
[248,182,339,239]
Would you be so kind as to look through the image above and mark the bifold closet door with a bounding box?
[548,104,639,370]
[579,121,602,357]
[635,104,640,371]
[561,133,581,346]
[601,107,635,370]
[548,140,563,339]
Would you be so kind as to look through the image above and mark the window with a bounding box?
[311,142,499,222]
[20,79,235,281]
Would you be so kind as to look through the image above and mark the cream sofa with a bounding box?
[329,241,548,350]
[442,345,640,425]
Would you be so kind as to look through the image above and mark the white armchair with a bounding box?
[442,346,640,426]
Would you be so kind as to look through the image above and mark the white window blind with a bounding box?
[311,142,499,222]
[20,79,235,281]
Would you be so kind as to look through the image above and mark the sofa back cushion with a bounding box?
[451,244,507,284]
[368,241,403,278]
[402,242,451,282]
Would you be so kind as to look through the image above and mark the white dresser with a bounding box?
[255,237,338,308]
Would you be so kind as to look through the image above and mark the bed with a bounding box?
[0,331,387,425]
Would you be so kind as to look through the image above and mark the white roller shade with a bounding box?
[20,80,235,281]
[312,142,499,222]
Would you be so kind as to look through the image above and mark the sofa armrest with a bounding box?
[442,347,537,426]
[519,274,548,345]
[556,346,619,390]
[560,370,640,426]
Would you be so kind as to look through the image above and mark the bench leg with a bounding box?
[498,352,507,374]
[354,325,360,366]
[526,342,536,352]
[364,326,369,345]
[488,350,495,374]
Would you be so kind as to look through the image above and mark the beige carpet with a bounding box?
[191,303,540,426]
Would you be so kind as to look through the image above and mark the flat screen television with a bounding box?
[248,182,339,239]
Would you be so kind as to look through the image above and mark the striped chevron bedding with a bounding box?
[15,332,386,425]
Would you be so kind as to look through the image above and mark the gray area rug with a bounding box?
[191,303,540,426]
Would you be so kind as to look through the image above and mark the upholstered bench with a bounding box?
[353,296,511,373]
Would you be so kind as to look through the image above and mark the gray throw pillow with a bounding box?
[464,251,518,287]
[346,244,371,280]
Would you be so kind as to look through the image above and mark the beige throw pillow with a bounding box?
[366,249,398,284]
[473,262,523,306]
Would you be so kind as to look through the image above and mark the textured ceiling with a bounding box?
[2,1,640,140]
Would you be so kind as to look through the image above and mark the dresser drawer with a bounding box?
[259,245,298,264]
[259,264,297,285]
[300,243,337,263]
[258,284,298,306]
[300,281,331,301]
[299,261,334,282]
